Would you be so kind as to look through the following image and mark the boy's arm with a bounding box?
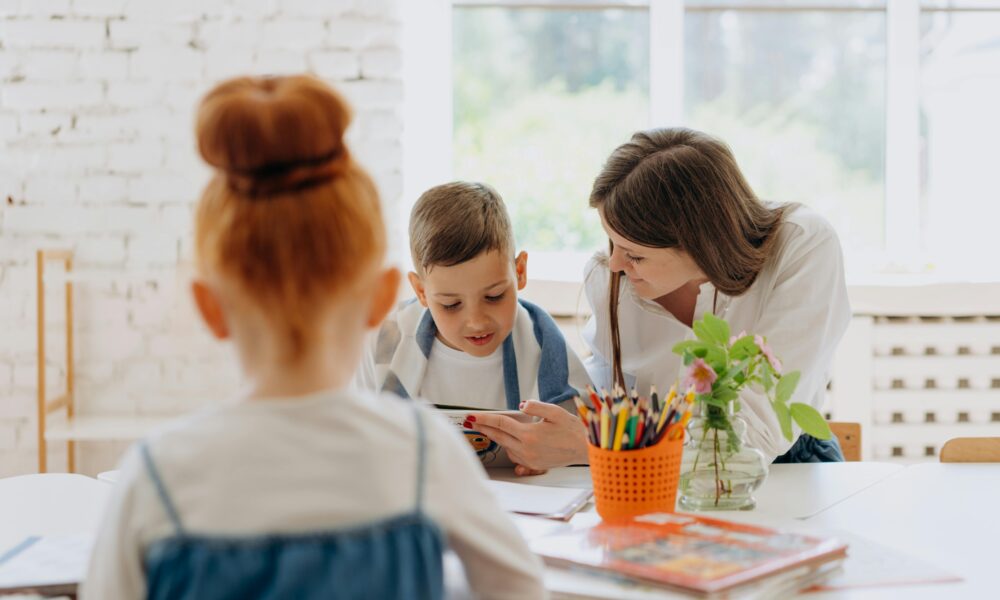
[80,447,147,600]
[422,409,548,599]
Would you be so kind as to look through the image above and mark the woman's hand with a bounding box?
[469,400,589,473]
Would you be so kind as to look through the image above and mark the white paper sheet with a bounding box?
[0,534,92,591]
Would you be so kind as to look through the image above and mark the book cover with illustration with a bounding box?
[531,512,847,596]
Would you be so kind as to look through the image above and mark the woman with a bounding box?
[471,128,848,471]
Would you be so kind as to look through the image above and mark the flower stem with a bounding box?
[692,424,709,474]
[713,428,721,506]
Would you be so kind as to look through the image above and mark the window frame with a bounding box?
[401,0,1000,290]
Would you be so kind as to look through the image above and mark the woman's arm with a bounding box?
[739,218,851,460]
[581,254,615,391]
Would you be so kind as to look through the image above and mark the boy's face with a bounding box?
[409,250,528,358]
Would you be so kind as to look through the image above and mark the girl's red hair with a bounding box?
[194,75,385,356]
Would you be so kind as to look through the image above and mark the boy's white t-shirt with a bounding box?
[420,339,507,410]
[81,389,546,600]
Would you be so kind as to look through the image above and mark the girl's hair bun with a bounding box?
[196,75,353,196]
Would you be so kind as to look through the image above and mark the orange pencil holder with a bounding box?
[587,435,684,522]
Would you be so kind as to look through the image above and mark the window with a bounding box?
[453,5,649,255]
[920,6,1000,277]
[686,7,886,258]
[404,0,1000,282]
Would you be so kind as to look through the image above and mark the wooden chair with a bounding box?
[940,437,1000,463]
[829,422,861,461]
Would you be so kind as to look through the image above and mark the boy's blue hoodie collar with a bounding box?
[389,299,577,408]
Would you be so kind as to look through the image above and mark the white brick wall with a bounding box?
[0,0,404,477]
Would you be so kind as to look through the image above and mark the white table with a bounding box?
[2,463,988,599]
[805,463,999,598]
[491,462,989,599]
[491,461,904,520]
[0,474,110,542]
[0,474,110,598]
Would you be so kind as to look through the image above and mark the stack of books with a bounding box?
[531,512,847,598]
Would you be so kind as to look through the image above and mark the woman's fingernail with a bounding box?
[467,415,476,423]
[463,420,472,428]
[519,401,526,409]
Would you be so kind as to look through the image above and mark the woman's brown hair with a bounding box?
[194,75,385,358]
[589,127,787,388]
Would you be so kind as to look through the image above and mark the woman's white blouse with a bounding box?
[582,206,851,461]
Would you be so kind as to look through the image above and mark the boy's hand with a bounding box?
[469,400,589,471]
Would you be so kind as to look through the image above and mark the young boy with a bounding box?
[356,181,592,412]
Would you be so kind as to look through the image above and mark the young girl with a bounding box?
[473,127,849,468]
[82,76,546,599]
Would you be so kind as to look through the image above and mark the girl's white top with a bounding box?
[81,389,547,599]
[583,206,851,461]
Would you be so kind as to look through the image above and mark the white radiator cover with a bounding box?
[829,283,1000,462]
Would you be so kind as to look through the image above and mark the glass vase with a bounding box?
[677,405,768,511]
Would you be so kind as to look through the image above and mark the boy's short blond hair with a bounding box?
[409,181,515,274]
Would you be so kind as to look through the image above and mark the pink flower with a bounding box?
[755,335,783,374]
[729,330,748,345]
[683,358,717,395]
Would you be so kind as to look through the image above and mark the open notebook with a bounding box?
[485,480,592,521]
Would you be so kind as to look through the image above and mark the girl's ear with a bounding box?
[514,251,528,291]
[191,279,230,340]
[367,267,402,328]
[407,271,429,307]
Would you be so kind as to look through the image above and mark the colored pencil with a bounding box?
[600,405,610,449]
[612,403,629,451]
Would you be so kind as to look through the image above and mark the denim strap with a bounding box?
[140,441,186,535]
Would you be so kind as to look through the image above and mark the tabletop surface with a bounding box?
[805,462,999,598]
[3,462,994,599]
[490,461,905,520]
[491,461,993,598]
[0,473,110,541]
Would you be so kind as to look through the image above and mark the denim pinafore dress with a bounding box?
[139,405,445,600]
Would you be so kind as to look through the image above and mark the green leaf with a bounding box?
[790,403,833,440]
[672,340,711,356]
[704,347,727,373]
[683,351,694,366]
[773,400,793,441]
[775,370,801,404]
[761,365,775,392]
[703,313,730,345]
[692,321,716,345]
[713,387,738,403]
[693,314,730,346]
[729,336,759,360]
[721,358,750,382]
[702,395,730,408]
